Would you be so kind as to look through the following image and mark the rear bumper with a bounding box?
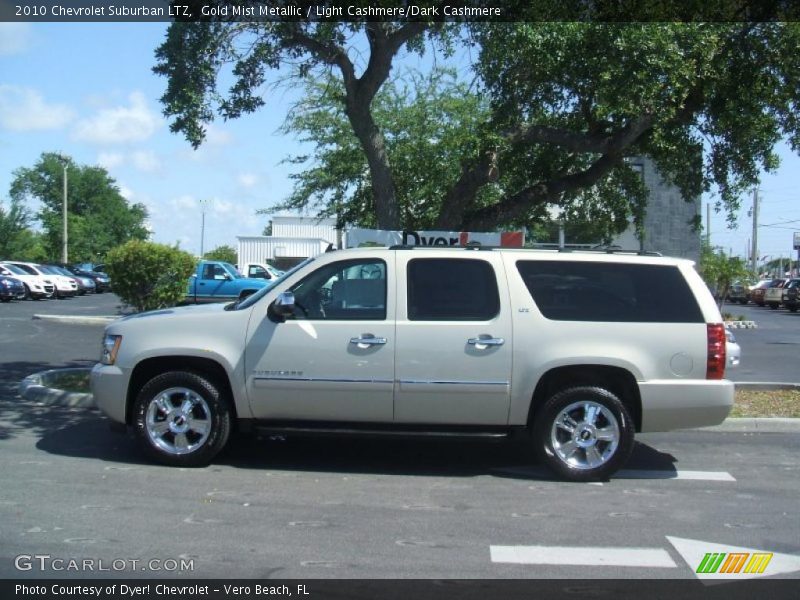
[639,379,734,432]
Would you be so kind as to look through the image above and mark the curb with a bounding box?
[734,381,800,391]
[32,314,118,325]
[18,370,800,432]
[697,418,800,433]
[724,320,758,329]
[19,367,95,408]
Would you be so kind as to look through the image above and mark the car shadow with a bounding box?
[0,359,97,442]
[31,411,679,481]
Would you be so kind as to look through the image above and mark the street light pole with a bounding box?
[199,198,210,258]
[56,156,69,264]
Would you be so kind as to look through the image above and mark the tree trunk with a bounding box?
[346,103,400,230]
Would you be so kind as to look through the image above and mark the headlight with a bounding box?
[101,334,122,365]
[1,280,9,287]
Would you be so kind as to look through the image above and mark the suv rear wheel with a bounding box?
[533,386,634,482]
[133,371,231,467]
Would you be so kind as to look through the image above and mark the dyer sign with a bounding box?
[347,228,525,248]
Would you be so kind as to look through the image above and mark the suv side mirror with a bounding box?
[269,291,296,323]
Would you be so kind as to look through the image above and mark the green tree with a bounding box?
[271,69,503,230]
[461,21,800,231]
[9,153,150,262]
[698,244,752,307]
[203,244,237,264]
[154,16,453,230]
[155,15,800,234]
[105,240,196,312]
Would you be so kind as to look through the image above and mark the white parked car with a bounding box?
[725,329,741,368]
[7,262,78,299]
[0,262,55,299]
[92,247,733,481]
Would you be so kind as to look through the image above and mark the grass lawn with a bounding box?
[732,389,800,418]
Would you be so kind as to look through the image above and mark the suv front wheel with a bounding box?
[533,386,634,482]
[133,371,232,467]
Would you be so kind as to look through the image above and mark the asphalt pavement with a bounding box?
[0,293,798,582]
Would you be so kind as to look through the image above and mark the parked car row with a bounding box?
[0,261,111,301]
[729,277,800,312]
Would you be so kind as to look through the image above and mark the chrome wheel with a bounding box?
[145,387,212,455]
[535,386,633,481]
[550,400,621,471]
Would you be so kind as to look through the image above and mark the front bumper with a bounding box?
[639,379,734,432]
[90,363,131,424]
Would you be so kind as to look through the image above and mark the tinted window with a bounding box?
[289,258,387,320]
[516,260,704,323]
[407,258,500,321]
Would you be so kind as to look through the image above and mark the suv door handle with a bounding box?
[350,335,387,346]
[468,337,505,346]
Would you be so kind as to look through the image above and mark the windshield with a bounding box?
[1,263,27,275]
[221,262,243,279]
[54,267,74,277]
[232,257,316,311]
[13,264,40,275]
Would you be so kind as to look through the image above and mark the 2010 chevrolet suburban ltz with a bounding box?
[91,247,733,481]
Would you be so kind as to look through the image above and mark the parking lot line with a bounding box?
[617,469,736,481]
[490,545,677,568]
[493,466,736,482]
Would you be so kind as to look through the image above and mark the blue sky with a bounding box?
[1,22,799,262]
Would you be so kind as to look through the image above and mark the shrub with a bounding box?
[105,240,195,312]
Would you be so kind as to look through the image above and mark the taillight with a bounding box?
[707,323,726,380]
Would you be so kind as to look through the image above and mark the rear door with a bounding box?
[393,253,512,425]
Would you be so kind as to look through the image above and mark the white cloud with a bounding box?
[72,91,160,144]
[98,152,124,170]
[170,195,197,211]
[237,173,259,190]
[0,23,32,56]
[118,185,134,200]
[205,124,234,146]
[131,150,160,173]
[0,85,74,131]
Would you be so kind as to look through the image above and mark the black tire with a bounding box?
[769,303,778,310]
[133,371,232,467]
[532,386,634,482]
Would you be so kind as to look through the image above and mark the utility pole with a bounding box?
[706,203,711,247]
[199,198,210,258]
[55,155,69,264]
[750,187,759,273]
[62,163,68,263]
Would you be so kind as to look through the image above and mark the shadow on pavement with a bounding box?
[29,408,679,481]
[0,360,96,441]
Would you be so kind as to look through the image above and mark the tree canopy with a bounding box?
[154,16,800,235]
[9,153,150,262]
[203,244,238,263]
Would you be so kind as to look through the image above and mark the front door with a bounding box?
[245,255,395,422]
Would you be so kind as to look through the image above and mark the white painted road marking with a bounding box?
[495,466,735,482]
[490,545,677,568]
[667,536,800,581]
[618,469,736,482]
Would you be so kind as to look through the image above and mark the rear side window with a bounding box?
[407,258,500,321]
[516,260,704,323]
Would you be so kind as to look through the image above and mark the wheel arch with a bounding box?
[527,365,642,433]
[126,356,237,426]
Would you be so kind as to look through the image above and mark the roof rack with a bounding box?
[385,245,662,256]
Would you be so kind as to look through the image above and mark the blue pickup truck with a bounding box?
[185,261,272,304]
